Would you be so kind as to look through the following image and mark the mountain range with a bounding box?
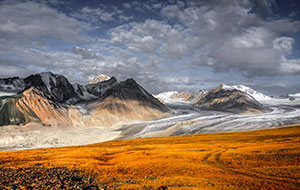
[156,84,273,113]
[0,72,169,127]
[0,72,279,128]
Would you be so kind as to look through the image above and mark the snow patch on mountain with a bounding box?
[220,84,271,101]
[289,93,300,98]
[88,74,111,84]
[0,91,17,97]
[220,84,235,91]
[232,85,271,101]
[155,91,178,100]
[40,72,57,92]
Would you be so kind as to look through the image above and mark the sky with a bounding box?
[0,0,299,95]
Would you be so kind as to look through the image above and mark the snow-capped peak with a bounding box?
[88,74,111,84]
[155,91,178,99]
[220,84,271,101]
[232,85,271,101]
[220,84,235,90]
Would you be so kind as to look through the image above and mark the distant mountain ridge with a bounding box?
[170,90,206,103]
[156,84,271,104]
[196,84,272,113]
[0,77,25,92]
[155,90,206,103]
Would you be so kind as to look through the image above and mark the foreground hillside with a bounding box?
[0,126,300,189]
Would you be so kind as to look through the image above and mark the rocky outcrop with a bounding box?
[85,77,118,98]
[24,72,78,104]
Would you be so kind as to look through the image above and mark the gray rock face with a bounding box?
[24,72,77,103]
[0,77,26,92]
[85,77,118,97]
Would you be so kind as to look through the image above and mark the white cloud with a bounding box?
[118,15,134,22]
[280,56,300,74]
[161,5,180,19]
[264,19,300,34]
[0,1,90,43]
[80,7,114,21]
[109,19,189,58]
[232,27,271,48]
[273,37,295,53]
[152,3,163,9]
[157,0,300,77]
[123,3,131,9]
[72,47,104,60]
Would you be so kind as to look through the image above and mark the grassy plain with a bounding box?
[0,125,300,189]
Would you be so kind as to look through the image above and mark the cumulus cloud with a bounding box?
[273,37,295,53]
[72,47,104,60]
[109,19,189,58]
[280,57,300,74]
[0,1,90,43]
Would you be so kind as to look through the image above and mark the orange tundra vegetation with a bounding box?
[0,125,300,189]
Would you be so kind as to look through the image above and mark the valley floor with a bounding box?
[1,98,300,150]
[0,125,299,189]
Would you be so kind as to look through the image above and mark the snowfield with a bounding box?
[0,91,17,97]
[118,98,300,139]
[154,91,178,100]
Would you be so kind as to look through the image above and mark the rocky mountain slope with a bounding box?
[196,84,272,113]
[170,90,206,103]
[0,87,71,127]
[88,79,170,126]
[24,72,78,103]
[0,73,169,127]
